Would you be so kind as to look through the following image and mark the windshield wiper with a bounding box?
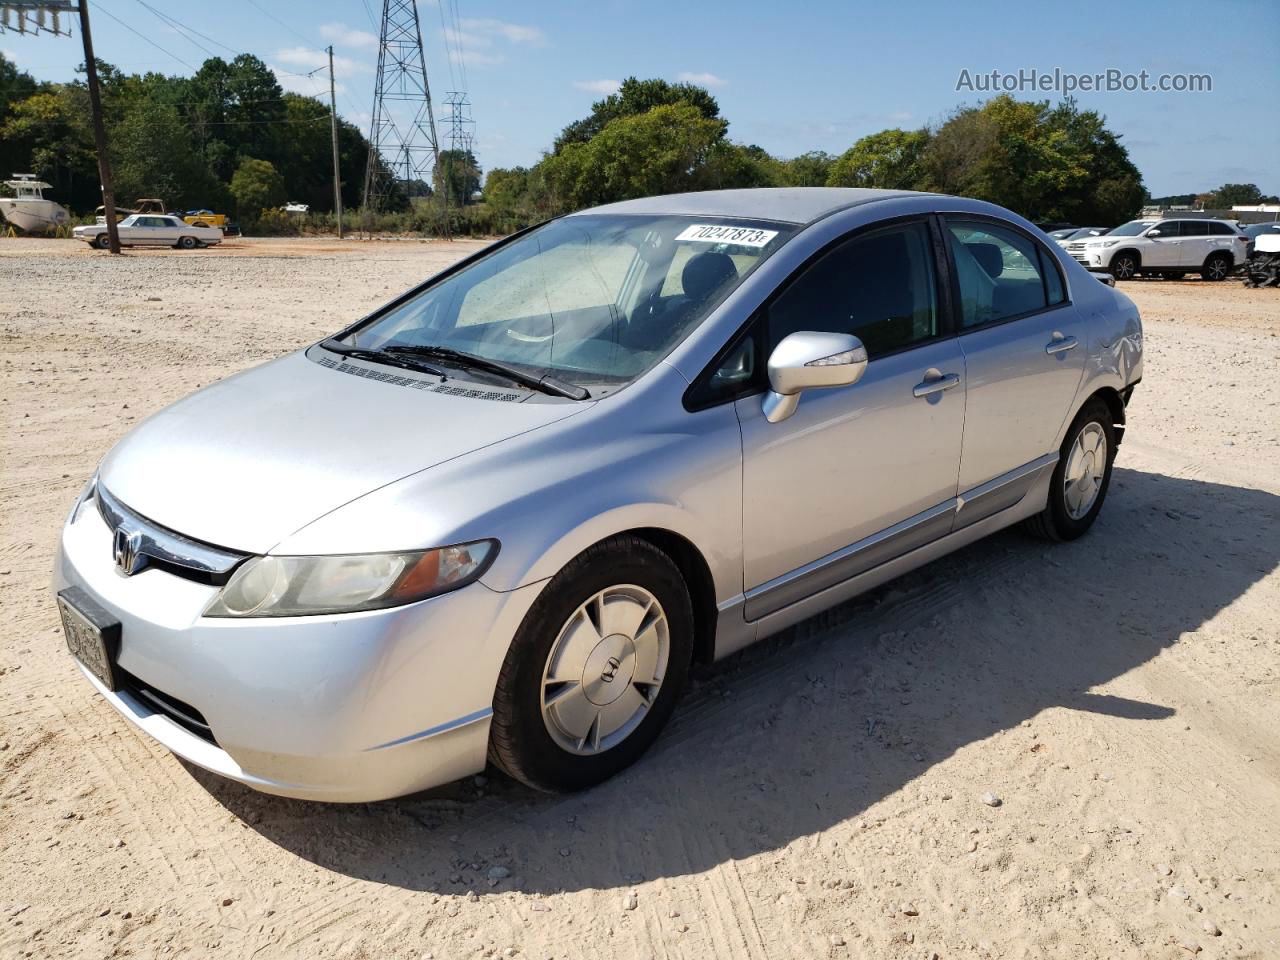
[321,340,448,379]
[384,345,591,401]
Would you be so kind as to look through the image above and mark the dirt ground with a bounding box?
[1,236,1277,960]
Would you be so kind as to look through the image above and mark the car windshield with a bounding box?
[340,214,794,390]
[1105,220,1156,237]
[1048,228,1076,239]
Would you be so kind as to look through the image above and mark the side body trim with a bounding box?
[734,454,1057,633]
[743,499,957,621]
[953,453,1058,531]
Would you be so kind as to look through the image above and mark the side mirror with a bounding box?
[1146,229,1162,238]
[762,331,868,423]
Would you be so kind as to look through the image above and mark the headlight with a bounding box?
[204,540,498,618]
[1094,239,1122,248]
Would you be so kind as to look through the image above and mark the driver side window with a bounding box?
[766,220,939,357]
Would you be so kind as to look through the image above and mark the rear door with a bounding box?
[943,217,1086,527]
[1176,220,1211,267]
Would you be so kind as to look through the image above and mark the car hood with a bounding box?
[98,350,588,554]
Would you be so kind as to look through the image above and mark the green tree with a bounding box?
[827,130,929,189]
[1206,183,1278,206]
[918,95,1144,224]
[1,86,98,208]
[110,96,216,209]
[434,149,481,207]
[554,76,721,153]
[694,142,782,191]
[780,151,834,187]
[230,156,286,219]
[542,103,726,211]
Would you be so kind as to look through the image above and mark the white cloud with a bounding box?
[677,71,726,88]
[319,22,379,50]
[574,79,621,95]
[274,46,368,75]
[459,18,545,46]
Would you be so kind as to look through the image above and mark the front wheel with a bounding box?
[1201,253,1232,281]
[1110,254,1138,280]
[489,535,694,793]
[1024,398,1117,542]
[92,234,110,250]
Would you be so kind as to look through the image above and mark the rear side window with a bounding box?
[1207,222,1235,236]
[767,220,939,358]
[1180,221,1208,237]
[945,220,1058,328]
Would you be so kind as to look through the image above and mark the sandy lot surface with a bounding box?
[1,236,1277,960]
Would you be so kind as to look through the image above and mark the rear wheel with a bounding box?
[489,535,693,793]
[1201,252,1232,281]
[1024,398,1116,542]
[177,235,198,250]
[1110,253,1138,280]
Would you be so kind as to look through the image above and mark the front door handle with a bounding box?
[912,372,961,398]
[1045,334,1079,355]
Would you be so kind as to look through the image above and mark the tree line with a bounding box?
[0,52,373,224]
[6,55,1247,236]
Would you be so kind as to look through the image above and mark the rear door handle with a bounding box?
[912,372,961,398]
[1045,335,1078,355]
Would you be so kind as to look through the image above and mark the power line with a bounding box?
[132,0,240,59]
[92,1,198,72]
[243,0,310,48]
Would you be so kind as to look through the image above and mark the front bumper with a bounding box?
[54,497,543,802]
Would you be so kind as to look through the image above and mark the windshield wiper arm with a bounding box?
[321,340,448,379]
[384,345,590,401]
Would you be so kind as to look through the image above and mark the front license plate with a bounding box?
[57,586,121,692]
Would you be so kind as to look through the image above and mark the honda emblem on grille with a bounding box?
[112,527,146,576]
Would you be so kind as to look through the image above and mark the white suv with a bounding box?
[1067,218,1248,281]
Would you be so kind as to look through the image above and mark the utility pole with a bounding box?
[76,0,119,254]
[327,45,343,239]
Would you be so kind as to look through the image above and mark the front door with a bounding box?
[738,219,966,620]
[942,218,1086,526]
[1143,220,1183,268]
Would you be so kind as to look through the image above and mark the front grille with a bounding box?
[117,668,217,744]
[95,486,248,586]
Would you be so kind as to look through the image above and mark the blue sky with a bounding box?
[5,0,1278,197]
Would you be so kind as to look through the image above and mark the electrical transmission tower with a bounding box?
[440,91,475,207]
[362,0,445,234]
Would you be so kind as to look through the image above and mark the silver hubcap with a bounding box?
[1064,422,1107,520]
[540,585,669,755]
[1116,259,1135,278]
[1209,259,1226,278]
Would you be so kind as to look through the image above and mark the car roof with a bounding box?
[572,187,935,226]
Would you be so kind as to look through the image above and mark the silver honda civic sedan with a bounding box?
[54,188,1143,801]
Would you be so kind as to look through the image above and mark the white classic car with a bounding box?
[74,214,223,250]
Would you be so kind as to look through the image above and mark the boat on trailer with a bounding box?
[1,174,71,233]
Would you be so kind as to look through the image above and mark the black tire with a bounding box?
[1024,398,1117,542]
[489,535,694,793]
[177,235,198,250]
[1201,252,1232,281]
[92,234,109,250]
[1110,253,1138,280]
